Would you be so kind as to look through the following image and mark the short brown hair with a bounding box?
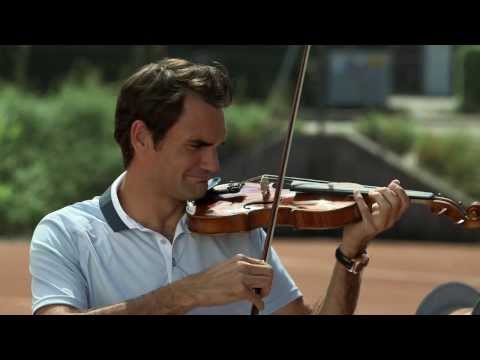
[114,58,233,168]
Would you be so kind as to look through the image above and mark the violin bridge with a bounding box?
[260,175,271,201]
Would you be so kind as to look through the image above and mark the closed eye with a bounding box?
[188,140,225,149]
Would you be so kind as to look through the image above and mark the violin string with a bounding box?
[244,174,328,187]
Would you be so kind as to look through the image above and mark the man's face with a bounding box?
[142,93,226,201]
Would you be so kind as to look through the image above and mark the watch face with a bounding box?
[349,259,365,274]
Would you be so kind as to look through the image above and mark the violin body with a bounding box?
[187,181,368,234]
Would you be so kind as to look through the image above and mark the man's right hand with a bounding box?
[177,254,274,311]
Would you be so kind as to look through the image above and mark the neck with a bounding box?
[117,169,186,241]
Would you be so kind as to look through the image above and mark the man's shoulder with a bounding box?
[45,197,100,222]
[34,197,103,239]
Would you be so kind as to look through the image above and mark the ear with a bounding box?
[130,120,153,155]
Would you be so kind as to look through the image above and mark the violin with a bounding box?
[187,174,480,234]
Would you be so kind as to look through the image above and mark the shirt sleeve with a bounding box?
[30,214,88,314]
[251,228,303,315]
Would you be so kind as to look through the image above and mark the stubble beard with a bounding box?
[182,178,208,201]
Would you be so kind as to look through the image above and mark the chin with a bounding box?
[183,182,208,201]
[192,186,208,200]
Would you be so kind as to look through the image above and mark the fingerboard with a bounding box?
[289,181,435,201]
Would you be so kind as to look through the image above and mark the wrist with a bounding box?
[339,243,365,259]
[341,231,370,258]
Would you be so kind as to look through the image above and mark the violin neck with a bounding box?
[361,187,436,202]
[289,181,436,202]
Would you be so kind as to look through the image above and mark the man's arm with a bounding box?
[272,262,361,315]
[35,254,274,315]
[36,279,197,315]
[310,261,362,314]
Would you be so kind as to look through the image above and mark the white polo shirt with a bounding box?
[30,172,302,315]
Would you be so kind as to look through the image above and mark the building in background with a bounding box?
[308,45,455,108]
[422,45,453,96]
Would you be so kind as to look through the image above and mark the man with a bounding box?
[30,58,410,315]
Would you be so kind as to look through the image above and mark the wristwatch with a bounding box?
[335,246,370,275]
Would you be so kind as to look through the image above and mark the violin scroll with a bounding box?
[430,198,480,229]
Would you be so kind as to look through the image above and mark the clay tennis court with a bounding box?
[1,238,480,315]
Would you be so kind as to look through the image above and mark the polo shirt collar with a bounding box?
[99,172,188,238]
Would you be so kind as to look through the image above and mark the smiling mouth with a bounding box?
[187,176,210,183]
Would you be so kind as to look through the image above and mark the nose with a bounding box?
[202,147,220,174]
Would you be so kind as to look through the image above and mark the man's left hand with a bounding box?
[341,179,410,258]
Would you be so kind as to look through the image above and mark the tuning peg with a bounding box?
[456,219,465,225]
[469,209,479,221]
[436,208,448,216]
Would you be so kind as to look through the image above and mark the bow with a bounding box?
[251,45,312,315]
